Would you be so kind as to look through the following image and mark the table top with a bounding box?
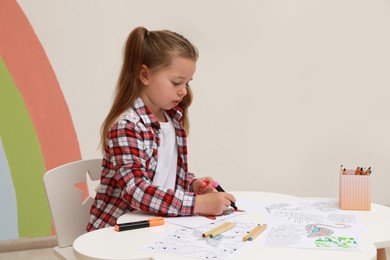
[73,191,389,260]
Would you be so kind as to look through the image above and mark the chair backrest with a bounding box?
[43,158,102,248]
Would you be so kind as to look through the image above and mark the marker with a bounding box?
[212,181,238,210]
[114,217,164,232]
[202,222,236,238]
[209,222,236,238]
[243,224,268,241]
[340,166,347,175]
[202,222,230,237]
[363,167,371,175]
[355,166,361,175]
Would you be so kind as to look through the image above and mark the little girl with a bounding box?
[87,26,235,231]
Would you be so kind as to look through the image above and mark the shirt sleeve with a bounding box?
[187,172,196,192]
[108,120,195,216]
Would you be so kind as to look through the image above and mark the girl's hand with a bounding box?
[192,177,215,195]
[193,192,236,216]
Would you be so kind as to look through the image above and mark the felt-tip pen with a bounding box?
[212,181,238,210]
[114,217,164,232]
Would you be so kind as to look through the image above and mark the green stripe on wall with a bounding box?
[0,57,51,237]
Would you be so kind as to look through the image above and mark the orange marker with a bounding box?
[114,217,164,232]
[355,166,361,175]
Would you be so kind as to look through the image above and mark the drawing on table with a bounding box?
[306,224,333,237]
[265,224,303,247]
[142,221,259,259]
[305,223,350,238]
[263,201,357,227]
[268,210,329,224]
[315,236,358,249]
[192,229,223,247]
[206,234,223,247]
[262,200,360,251]
[327,213,356,224]
[265,221,358,251]
[265,200,338,214]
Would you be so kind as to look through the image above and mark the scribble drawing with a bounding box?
[265,201,337,214]
[305,223,351,238]
[315,236,358,249]
[193,229,203,238]
[271,210,327,224]
[192,229,224,248]
[305,224,333,237]
[206,235,223,247]
[327,214,356,224]
[265,203,291,214]
[265,224,303,247]
[305,201,336,212]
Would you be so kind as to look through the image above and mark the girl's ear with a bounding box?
[139,65,150,85]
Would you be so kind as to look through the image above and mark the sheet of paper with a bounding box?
[262,200,361,251]
[118,198,256,229]
[164,209,246,228]
[141,220,260,259]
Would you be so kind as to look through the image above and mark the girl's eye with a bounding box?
[172,81,181,86]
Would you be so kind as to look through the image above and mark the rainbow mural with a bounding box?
[0,0,81,239]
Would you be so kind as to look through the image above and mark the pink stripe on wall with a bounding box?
[0,0,81,170]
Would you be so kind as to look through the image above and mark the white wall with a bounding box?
[18,0,390,205]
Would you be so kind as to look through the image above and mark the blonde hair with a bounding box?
[101,27,198,149]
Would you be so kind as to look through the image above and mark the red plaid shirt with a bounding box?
[87,98,196,231]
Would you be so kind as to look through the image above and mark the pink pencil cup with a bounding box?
[339,169,371,211]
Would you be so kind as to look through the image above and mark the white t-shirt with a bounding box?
[152,113,178,190]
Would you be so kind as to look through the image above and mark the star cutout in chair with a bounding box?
[75,170,100,204]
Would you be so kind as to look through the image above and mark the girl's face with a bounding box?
[139,57,196,119]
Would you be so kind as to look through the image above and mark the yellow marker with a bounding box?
[202,222,230,237]
[363,167,371,175]
[209,222,236,238]
[243,224,268,241]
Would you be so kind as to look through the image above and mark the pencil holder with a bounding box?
[339,169,371,211]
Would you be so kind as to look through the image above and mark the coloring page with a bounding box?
[141,220,259,259]
[261,200,361,251]
[265,218,360,251]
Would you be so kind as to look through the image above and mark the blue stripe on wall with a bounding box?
[0,137,19,240]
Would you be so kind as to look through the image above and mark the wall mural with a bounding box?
[0,0,81,239]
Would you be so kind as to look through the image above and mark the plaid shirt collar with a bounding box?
[133,97,183,126]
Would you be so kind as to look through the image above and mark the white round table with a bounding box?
[74,192,386,260]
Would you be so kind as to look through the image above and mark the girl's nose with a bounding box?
[178,85,187,97]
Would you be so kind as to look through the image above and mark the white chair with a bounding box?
[43,158,102,260]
